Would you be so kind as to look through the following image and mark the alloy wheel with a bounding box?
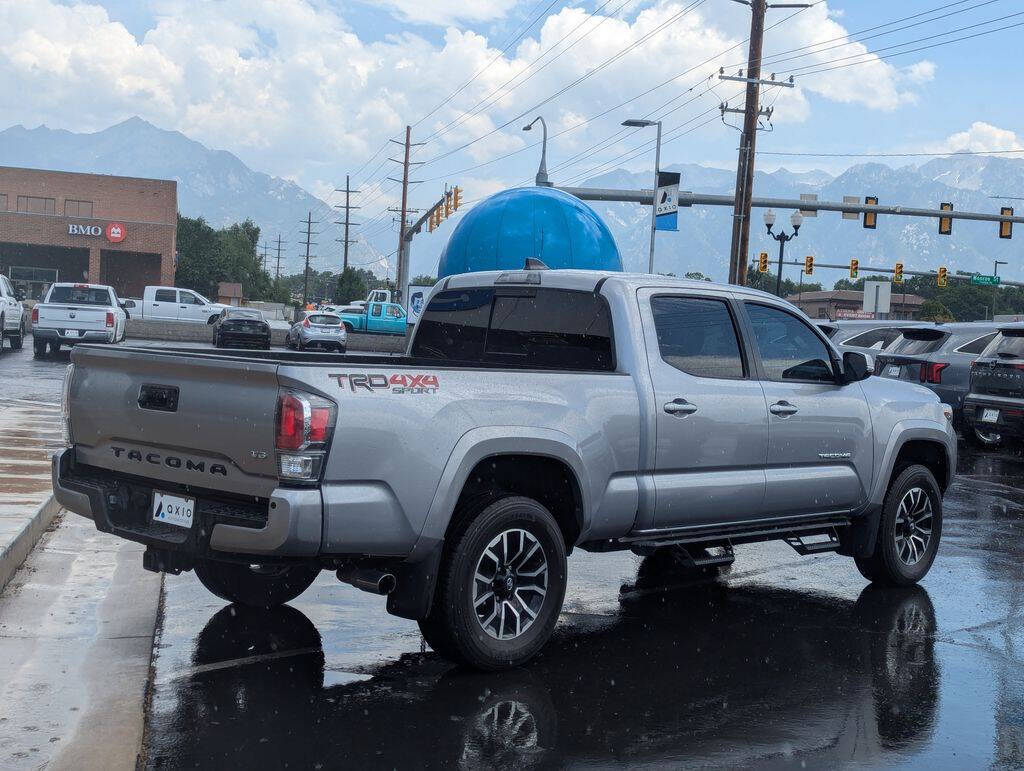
[894,487,933,566]
[473,529,548,640]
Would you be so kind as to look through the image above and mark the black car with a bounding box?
[962,323,1024,447]
[212,308,271,349]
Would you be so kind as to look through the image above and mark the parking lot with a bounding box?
[1,340,1021,768]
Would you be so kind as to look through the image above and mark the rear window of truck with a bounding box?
[412,287,614,371]
[47,286,113,305]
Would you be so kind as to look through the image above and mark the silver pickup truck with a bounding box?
[53,268,956,670]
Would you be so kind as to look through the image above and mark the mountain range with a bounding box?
[0,118,1020,284]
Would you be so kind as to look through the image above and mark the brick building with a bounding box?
[0,166,176,299]
[786,289,924,321]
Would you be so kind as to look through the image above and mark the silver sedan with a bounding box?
[286,312,348,352]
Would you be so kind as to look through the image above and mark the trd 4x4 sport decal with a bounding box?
[329,373,440,394]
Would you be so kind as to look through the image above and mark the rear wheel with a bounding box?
[419,496,567,671]
[194,559,320,608]
[0,315,5,353]
[9,319,23,350]
[48,341,61,354]
[965,424,1001,449]
[855,464,942,586]
[33,338,47,357]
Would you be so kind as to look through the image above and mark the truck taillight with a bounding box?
[275,390,336,483]
[105,311,114,328]
[919,362,948,384]
[31,307,39,324]
[61,364,75,447]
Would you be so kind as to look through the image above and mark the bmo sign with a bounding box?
[68,222,127,243]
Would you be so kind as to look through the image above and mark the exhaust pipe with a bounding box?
[337,565,396,595]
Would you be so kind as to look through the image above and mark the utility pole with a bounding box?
[334,175,360,271]
[728,0,766,285]
[388,126,424,305]
[300,212,319,307]
[274,234,285,280]
[258,241,270,272]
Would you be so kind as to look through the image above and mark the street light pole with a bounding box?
[622,118,662,273]
[522,117,551,187]
[764,209,802,296]
[994,259,1008,318]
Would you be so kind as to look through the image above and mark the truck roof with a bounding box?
[441,269,785,303]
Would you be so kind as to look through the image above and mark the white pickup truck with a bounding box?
[122,286,228,324]
[32,282,127,356]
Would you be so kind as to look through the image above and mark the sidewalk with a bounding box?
[0,397,63,593]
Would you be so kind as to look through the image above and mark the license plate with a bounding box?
[982,408,999,424]
[66,329,81,337]
[152,491,195,529]
[886,365,901,377]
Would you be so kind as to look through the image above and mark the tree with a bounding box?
[409,274,439,287]
[175,215,279,302]
[832,275,891,291]
[336,267,370,305]
[919,299,954,322]
[684,271,711,282]
[745,266,821,297]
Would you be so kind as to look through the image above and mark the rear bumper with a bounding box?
[962,395,1024,440]
[216,331,270,348]
[52,448,321,558]
[34,328,115,344]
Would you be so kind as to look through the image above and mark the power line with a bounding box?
[758,147,1024,158]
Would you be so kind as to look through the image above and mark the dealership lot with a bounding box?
[0,340,1021,768]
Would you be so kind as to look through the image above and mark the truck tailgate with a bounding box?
[68,346,282,497]
[38,304,109,331]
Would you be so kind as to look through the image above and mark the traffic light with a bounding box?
[937,265,948,288]
[850,258,859,279]
[758,252,769,273]
[1000,207,1014,239]
[452,186,462,212]
[939,202,952,235]
[893,262,904,284]
[804,255,814,275]
[864,196,878,229]
[443,189,452,218]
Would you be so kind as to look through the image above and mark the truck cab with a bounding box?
[338,301,407,334]
[142,286,227,324]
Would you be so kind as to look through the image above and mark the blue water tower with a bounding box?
[437,187,622,278]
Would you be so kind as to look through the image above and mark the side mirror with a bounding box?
[842,351,872,383]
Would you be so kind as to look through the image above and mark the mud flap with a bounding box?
[837,506,883,559]
[386,538,444,620]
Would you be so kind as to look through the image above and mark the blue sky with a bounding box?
[1,0,1020,264]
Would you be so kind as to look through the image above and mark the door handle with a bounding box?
[664,399,698,416]
[769,401,799,417]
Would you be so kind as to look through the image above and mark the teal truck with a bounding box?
[338,301,408,335]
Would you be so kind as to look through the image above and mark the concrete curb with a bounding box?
[0,495,62,594]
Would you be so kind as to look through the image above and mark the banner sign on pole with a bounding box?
[655,171,680,231]
[406,284,433,326]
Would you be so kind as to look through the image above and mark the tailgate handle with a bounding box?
[138,384,179,412]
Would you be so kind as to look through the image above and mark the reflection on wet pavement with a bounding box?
[145,446,1024,769]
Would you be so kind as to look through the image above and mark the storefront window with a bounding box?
[64,199,93,218]
[17,196,56,215]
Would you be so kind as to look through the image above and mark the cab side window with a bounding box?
[386,305,404,318]
[746,303,836,383]
[371,304,383,317]
[180,291,202,305]
[651,296,745,379]
[154,289,176,302]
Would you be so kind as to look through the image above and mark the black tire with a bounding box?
[33,337,47,358]
[338,345,346,354]
[343,322,354,333]
[9,320,23,350]
[855,464,942,586]
[48,341,61,354]
[212,331,221,348]
[194,559,320,608]
[0,315,5,353]
[207,314,220,325]
[418,496,568,671]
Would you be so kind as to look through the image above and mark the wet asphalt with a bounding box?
[3,341,1023,768]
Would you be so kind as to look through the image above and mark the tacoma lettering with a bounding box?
[111,446,226,476]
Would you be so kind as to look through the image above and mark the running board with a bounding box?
[621,515,851,550]
[784,528,842,556]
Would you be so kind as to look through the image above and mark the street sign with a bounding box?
[655,171,680,231]
[799,193,818,218]
[836,309,876,320]
[971,274,1001,286]
[842,196,860,220]
[863,280,891,315]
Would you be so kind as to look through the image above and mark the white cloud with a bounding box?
[0,0,939,200]
[926,122,1024,154]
